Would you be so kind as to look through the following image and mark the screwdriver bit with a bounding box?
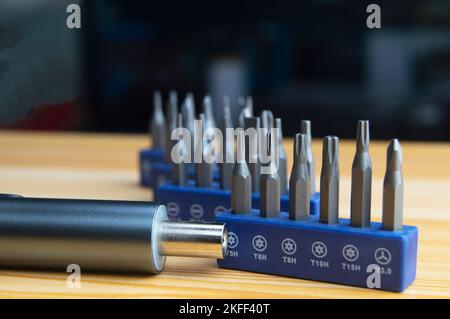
[238,96,253,128]
[350,120,372,228]
[300,120,316,194]
[165,91,178,162]
[182,93,195,135]
[275,118,288,195]
[261,110,274,130]
[231,130,252,214]
[203,95,217,130]
[260,132,281,218]
[382,139,404,231]
[182,93,195,163]
[220,99,234,190]
[172,113,187,186]
[194,114,213,188]
[320,136,340,225]
[289,133,310,220]
[150,90,166,149]
[244,117,261,193]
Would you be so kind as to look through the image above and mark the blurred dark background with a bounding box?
[4,0,450,140]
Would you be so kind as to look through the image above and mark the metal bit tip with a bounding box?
[320,136,340,225]
[289,133,310,220]
[382,139,404,231]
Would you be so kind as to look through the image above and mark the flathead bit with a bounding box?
[150,90,166,149]
[165,91,178,162]
[275,118,288,195]
[289,133,310,220]
[261,110,274,130]
[350,120,372,228]
[320,136,340,225]
[300,120,316,194]
[382,139,404,231]
[244,117,261,193]
[172,113,187,186]
[260,132,281,218]
[231,130,252,214]
[220,100,234,190]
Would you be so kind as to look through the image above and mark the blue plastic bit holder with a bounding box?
[155,181,320,222]
[216,210,418,292]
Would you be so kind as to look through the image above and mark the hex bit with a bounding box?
[289,133,310,220]
[231,130,252,214]
[150,90,166,149]
[194,114,213,188]
[350,120,373,227]
[203,95,217,130]
[382,139,404,231]
[182,93,195,163]
[320,136,340,225]
[164,91,178,162]
[300,120,316,194]
[172,113,187,186]
[260,132,281,218]
[238,96,253,128]
[244,117,261,193]
[275,118,288,195]
[220,100,234,190]
[260,110,274,130]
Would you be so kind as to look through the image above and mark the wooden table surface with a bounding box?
[0,130,449,298]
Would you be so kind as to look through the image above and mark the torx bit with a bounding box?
[203,95,217,130]
[260,132,281,218]
[164,91,178,162]
[289,133,310,220]
[300,120,316,194]
[220,99,234,190]
[382,139,404,231]
[244,117,261,193]
[261,110,274,130]
[275,118,288,195]
[350,120,373,227]
[231,130,252,214]
[194,114,213,188]
[320,136,340,225]
[150,90,166,149]
[172,113,187,186]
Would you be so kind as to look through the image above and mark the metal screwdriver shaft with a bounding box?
[320,136,340,224]
[350,120,372,227]
[195,114,213,188]
[382,139,404,231]
[231,130,252,214]
[289,133,310,220]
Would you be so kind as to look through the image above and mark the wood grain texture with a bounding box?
[0,130,449,299]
